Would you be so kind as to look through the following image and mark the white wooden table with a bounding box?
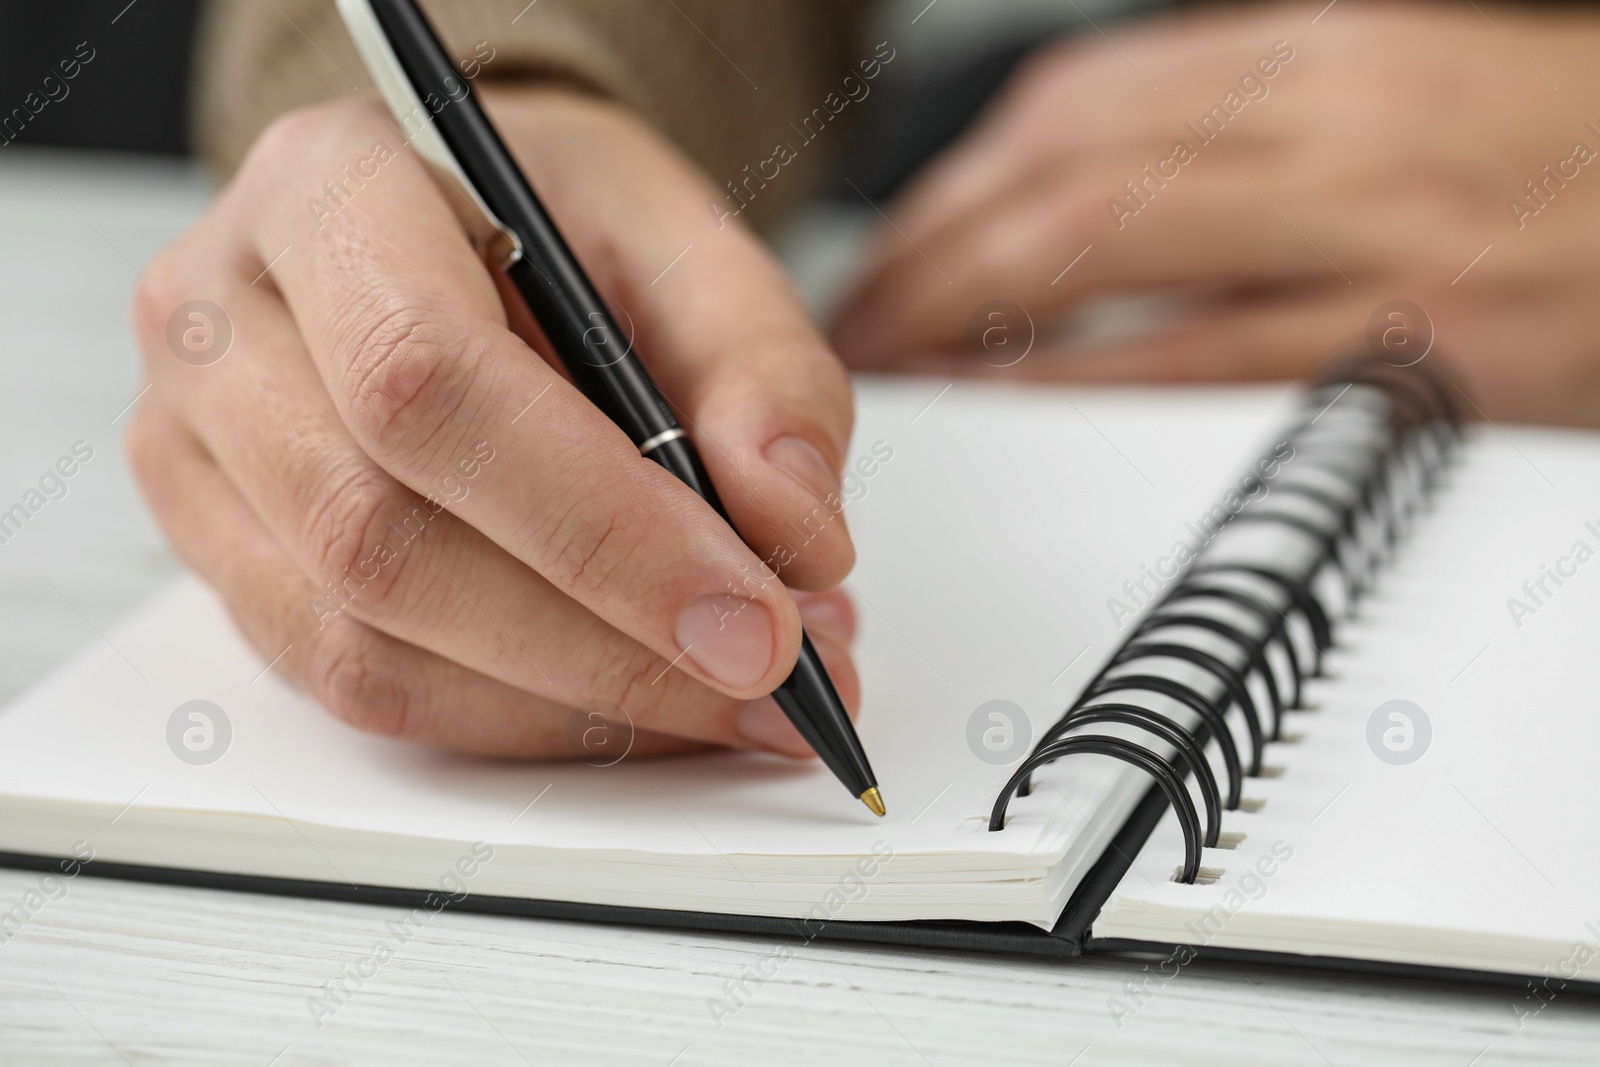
[0,149,1594,1066]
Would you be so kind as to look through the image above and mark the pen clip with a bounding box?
[335,0,524,271]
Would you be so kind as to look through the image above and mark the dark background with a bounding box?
[0,0,1052,200]
[0,0,1044,201]
[0,0,201,155]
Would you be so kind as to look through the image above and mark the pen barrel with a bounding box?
[505,259,680,448]
[772,633,876,798]
[359,0,671,447]
[647,433,875,797]
[366,0,679,446]
[364,0,879,808]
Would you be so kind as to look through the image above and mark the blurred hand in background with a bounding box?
[833,1,1600,425]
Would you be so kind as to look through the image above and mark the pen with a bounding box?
[338,0,885,817]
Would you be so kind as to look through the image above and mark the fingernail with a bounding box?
[795,593,852,644]
[737,698,814,758]
[764,435,841,505]
[676,595,775,691]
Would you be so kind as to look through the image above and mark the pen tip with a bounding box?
[860,787,886,818]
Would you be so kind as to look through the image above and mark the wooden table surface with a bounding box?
[0,149,1594,1066]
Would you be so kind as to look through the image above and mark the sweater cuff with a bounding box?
[191,0,863,232]
[193,0,642,177]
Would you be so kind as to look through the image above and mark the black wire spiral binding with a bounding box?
[987,357,1465,883]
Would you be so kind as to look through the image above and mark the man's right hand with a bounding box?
[129,89,860,759]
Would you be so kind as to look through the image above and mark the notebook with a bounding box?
[3,364,1597,994]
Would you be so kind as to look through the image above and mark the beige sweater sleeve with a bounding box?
[193,0,871,229]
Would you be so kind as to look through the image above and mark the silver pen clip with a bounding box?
[336,0,524,271]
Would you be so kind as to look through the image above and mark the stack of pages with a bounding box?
[2,378,1595,990]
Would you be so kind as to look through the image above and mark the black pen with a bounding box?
[338,0,884,816]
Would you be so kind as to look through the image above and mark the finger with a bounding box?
[793,587,857,647]
[135,239,840,756]
[486,87,858,592]
[124,395,701,759]
[834,151,1354,368]
[836,136,1188,369]
[226,97,806,701]
[880,18,1302,257]
[914,284,1386,384]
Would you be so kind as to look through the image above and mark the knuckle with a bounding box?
[301,469,419,616]
[123,403,167,494]
[233,98,397,231]
[239,101,363,185]
[533,492,649,600]
[336,299,479,464]
[1051,185,1111,246]
[130,241,196,366]
[589,641,680,724]
[129,260,171,361]
[305,617,412,738]
[1410,172,1482,235]
[966,222,1027,286]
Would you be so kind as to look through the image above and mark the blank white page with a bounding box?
[1096,424,1600,979]
[0,379,1293,925]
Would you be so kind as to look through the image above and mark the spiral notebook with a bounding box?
[3,364,1598,993]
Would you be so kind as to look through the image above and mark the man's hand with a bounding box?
[833,1,1600,424]
[129,89,859,758]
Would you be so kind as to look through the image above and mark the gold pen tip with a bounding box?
[860,787,886,818]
